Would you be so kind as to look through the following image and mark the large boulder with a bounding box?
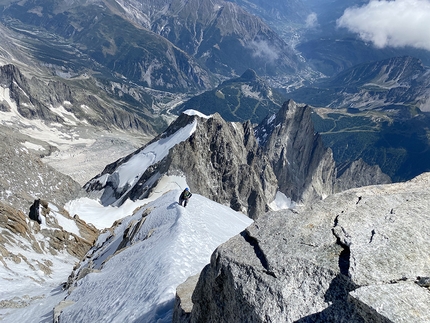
[174,173,430,322]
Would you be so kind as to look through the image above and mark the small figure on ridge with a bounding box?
[179,188,192,207]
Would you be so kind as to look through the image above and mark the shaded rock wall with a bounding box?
[335,158,391,193]
[256,99,337,203]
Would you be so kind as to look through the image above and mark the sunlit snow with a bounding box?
[60,189,253,323]
[112,119,197,190]
[269,191,295,210]
[183,109,212,119]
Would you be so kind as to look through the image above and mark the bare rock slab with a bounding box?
[349,282,430,323]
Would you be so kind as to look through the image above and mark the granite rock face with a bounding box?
[86,112,278,219]
[335,158,392,193]
[256,100,337,203]
[174,173,430,322]
[86,101,391,219]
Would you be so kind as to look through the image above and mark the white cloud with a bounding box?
[248,39,279,63]
[306,12,318,28]
[337,0,430,51]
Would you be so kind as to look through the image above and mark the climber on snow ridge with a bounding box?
[179,188,192,207]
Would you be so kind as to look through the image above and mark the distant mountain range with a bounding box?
[172,57,430,182]
[173,69,286,123]
[287,55,430,181]
[0,0,304,94]
[289,56,430,112]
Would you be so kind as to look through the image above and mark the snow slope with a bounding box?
[1,110,283,322]
[89,115,198,206]
[0,205,85,322]
[59,189,253,323]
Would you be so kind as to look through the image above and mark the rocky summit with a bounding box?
[173,173,430,323]
[85,100,391,219]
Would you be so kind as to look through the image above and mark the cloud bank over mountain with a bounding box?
[337,0,430,51]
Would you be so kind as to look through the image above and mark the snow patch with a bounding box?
[48,105,80,126]
[269,191,296,211]
[113,120,197,190]
[183,109,212,119]
[53,212,81,237]
[21,141,46,151]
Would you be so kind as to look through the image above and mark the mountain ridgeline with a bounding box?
[289,56,430,112]
[0,0,303,96]
[0,63,159,133]
[174,69,287,123]
[85,100,390,219]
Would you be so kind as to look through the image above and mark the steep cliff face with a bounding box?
[175,173,430,323]
[167,114,278,218]
[114,0,301,78]
[85,112,278,219]
[0,64,60,122]
[0,64,156,133]
[86,100,391,219]
[335,158,391,193]
[256,100,336,204]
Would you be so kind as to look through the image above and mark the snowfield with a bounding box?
[1,186,253,323]
[60,189,253,323]
[0,110,291,322]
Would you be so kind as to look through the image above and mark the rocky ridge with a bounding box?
[256,99,337,203]
[0,64,156,134]
[174,172,430,322]
[85,100,390,219]
[0,125,84,214]
[85,111,278,219]
[0,199,98,316]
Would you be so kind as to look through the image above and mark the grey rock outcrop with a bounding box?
[173,274,200,323]
[335,158,392,193]
[174,173,430,322]
[0,125,84,214]
[86,112,279,219]
[256,99,337,204]
[349,282,430,323]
